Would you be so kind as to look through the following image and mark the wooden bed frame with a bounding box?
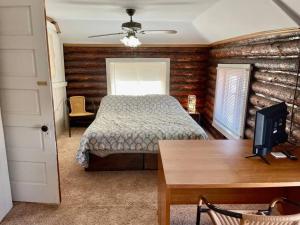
[85,153,158,171]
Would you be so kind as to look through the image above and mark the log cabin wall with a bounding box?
[204,30,300,141]
[64,46,209,124]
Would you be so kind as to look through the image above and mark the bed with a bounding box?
[76,95,207,170]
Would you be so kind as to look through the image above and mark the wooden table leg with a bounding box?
[158,153,170,225]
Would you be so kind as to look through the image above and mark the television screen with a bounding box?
[253,102,288,157]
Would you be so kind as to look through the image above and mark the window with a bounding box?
[106,58,170,95]
[213,64,251,139]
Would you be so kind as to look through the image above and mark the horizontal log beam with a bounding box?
[206,95,215,106]
[170,85,203,92]
[208,66,217,75]
[251,81,299,105]
[245,124,300,141]
[170,91,205,96]
[65,55,207,67]
[211,39,300,58]
[247,115,300,135]
[207,88,215,97]
[212,58,299,72]
[170,76,206,83]
[85,97,103,104]
[254,71,298,86]
[248,105,300,125]
[249,96,300,124]
[171,64,207,70]
[215,30,300,48]
[64,46,209,54]
[64,53,208,62]
[255,59,299,71]
[67,89,107,97]
[248,107,258,116]
[66,74,106,82]
[208,73,216,81]
[67,82,107,89]
[207,79,216,89]
[64,61,105,68]
[171,71,206,77]
[65,67,105,74]
[244,128,254,139]
[249,94,278,108]
[203,108,213,121]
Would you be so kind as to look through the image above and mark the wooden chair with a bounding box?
[67,96,94,137]
[196,196,300,225]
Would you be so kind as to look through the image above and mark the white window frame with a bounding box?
[212,64,252,139]
[105,58,170,95]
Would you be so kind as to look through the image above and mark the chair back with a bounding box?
[208,210,300,225]
[198,197,300,225]
[208,210,241,225]
[69,96,87,114]
[241,213,300,225]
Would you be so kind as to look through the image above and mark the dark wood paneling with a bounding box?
[64,46,209,124]
[204,31,300,141]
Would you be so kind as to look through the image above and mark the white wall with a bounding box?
[47,22,67,136]
[193,0,297,43]
[46,0,299,44]
[46,0,219,44]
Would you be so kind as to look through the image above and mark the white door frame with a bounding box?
[0,108,12,221]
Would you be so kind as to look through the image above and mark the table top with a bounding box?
[158,140,300,188]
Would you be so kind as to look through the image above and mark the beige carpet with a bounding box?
[1,128,263,225]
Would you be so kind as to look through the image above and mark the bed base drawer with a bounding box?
[85,153,157,171]
[143,154,157,170]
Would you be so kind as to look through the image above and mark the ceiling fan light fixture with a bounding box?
[120,35,141,48]
[89,8,178,45]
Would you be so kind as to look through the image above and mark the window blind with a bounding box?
[106,59,170,95]
[213,64,251,139]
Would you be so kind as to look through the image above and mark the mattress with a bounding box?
[76,95,207,167]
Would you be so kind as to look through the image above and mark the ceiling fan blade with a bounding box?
[139,30,178,35]
[88,32,124,38]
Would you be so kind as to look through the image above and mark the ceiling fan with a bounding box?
[88,8,178,47]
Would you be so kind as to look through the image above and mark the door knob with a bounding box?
[41,125,48,132]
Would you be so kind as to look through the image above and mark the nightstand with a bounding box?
[188,111,201,125]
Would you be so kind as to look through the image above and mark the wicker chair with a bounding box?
[196,196,300,225]
[67,96,94,137]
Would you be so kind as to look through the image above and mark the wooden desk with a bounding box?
[158,140,300,225]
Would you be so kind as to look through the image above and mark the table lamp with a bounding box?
[188,95,196,113]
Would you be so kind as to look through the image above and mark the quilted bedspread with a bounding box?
[76,95,207,167]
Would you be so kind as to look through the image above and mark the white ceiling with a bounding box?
[46,0,300,44]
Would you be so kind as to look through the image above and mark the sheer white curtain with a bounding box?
[107,59,170,95]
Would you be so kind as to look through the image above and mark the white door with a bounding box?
[0,108,12,221]
[0,0,60,203]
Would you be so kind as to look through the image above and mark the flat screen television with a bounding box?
[248,102,288,164]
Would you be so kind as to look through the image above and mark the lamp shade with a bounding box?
[188,95,196,113]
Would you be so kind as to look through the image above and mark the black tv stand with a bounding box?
[246,154,271,165]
